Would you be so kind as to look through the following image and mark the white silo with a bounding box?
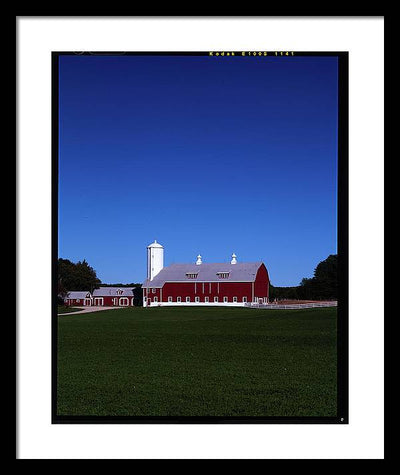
[147,240,164,281]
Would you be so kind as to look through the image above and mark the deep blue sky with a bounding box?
[59,54,338,286]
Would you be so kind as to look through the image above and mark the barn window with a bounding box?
[186,296,191,303]
[195,297,200,303]
[168,296,172,302]
[177,296,181,302]
[205,297,209,303]
[242,297,247,303]
[214,297,218,303]
[186,273,198,279]
[233,296,237,302]
[223,296,228,303]
[152,288,156,293]
[154,297,158,303]
[216,272,230,279]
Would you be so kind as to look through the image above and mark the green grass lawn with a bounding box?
[57,306,337,417]
[57,306,83,314]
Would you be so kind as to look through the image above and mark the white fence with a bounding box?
[245,301,337,310]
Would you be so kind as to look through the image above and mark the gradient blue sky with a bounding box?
[58,54,338,286]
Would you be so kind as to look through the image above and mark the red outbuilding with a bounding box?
[92,287,136,307]
[142,241,270,307]
[64,291,93,306]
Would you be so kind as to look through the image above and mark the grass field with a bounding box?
[57,306,337,417]
[57,306,83,314]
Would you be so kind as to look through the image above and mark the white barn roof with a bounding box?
[142,262,264,288]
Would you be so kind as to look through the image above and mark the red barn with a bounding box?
[92,287,136,307]
[64,291,93,306]
[142,241,270,307]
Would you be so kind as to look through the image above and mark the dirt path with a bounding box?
[58,306,120,316]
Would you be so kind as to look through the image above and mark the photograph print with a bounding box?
[53,51,348,423]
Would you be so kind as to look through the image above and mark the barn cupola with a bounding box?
[196,254,202,265]
[147,240,164,281]
[231,253,237,264]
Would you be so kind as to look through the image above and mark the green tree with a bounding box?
[58,258,101,292]
[132,286,143,306]
[299,255,337,300]
[57,278,68,305]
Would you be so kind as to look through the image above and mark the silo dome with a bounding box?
[147,239,164,249]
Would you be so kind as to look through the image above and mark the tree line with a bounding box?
[269,254,338,301]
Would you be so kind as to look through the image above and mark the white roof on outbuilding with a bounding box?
[66,291,92,299]
[92,287,135,297]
